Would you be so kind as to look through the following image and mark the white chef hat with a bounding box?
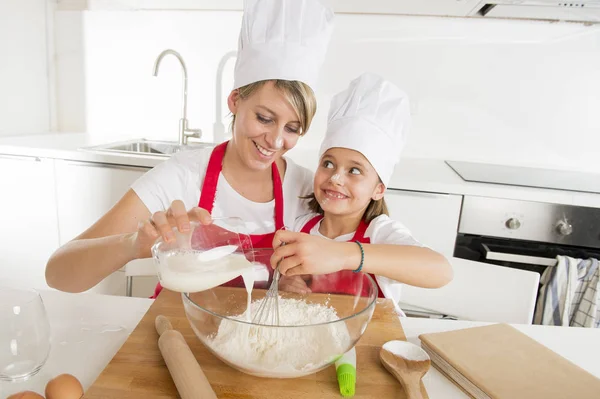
[319,73,411,187]
[232,0,334,91]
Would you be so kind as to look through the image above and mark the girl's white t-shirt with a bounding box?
[131,147,314,235]
[292,213,423,247]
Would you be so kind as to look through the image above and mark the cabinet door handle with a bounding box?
[62,160,151,172]
[0,153,41,162]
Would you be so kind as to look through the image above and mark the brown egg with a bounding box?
[45,373,84,399]
[6,391,44,399]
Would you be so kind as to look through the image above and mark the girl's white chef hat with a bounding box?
[233,0,334,91]
[319,73,411,187]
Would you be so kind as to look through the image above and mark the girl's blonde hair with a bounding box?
[301,193,389,223]
[231,80,317,135]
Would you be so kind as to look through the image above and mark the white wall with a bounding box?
[54,10,241,140]
[0,0,51,136]
[54,10,600,171]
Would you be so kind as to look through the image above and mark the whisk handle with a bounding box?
[273,241,285,283]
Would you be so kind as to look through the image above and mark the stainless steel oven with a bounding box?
[454,196,600,304]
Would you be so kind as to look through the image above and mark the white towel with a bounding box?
[571,259,599,328]
[534,256,600,328]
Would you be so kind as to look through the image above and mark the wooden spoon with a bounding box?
[380,340,431,399]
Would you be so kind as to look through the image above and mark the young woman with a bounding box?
[271,73,453,299]
[45,0,334,294]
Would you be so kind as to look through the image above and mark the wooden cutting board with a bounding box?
[84,289,428,398]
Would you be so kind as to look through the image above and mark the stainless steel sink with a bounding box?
[81,139,214,158]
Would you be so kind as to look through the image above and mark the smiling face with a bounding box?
[313,147,385,219]
[227,81,307,171]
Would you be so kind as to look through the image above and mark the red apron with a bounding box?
[151,141,284,298]
[300,215,384,298]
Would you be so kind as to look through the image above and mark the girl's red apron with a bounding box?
[300,215,384,298]
[151,141,283,298]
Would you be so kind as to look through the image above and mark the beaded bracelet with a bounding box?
[352,240,364,273]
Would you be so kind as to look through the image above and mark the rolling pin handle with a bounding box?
[156,315,174,336]
[158,330,218,399]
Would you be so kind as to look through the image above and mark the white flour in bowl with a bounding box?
[207,297,352,378]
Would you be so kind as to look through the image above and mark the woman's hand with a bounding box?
[133,200,212,258]
[271,230,359,276]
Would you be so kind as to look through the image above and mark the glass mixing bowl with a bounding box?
[182,268,378,378]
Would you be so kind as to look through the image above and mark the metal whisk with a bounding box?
[252,261,281,326]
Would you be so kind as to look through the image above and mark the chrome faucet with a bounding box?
[152,49,202,146]
[214,51,237,143]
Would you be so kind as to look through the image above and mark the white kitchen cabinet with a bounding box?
[0,154,59,290]
[54,159,153,296]
[54,160,149,244]
[385,189,462,257]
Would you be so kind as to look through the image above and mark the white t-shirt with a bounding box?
[292,213,423,247]
[292,212,423,312]
[131,147,314,235]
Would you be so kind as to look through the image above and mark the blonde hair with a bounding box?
[231,80,317,135]
[301,193,389,224]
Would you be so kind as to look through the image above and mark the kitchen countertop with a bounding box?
[1,132,599,208]
[0,290,152,398]
[1,289,599,398]
[0,133,165,169]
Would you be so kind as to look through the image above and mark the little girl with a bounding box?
[271,73,453,300]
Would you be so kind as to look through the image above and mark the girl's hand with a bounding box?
[278,274,312,295]
[271,230,357,276]
[133,200,212,258]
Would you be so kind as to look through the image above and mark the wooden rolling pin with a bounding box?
[155,315,218,399]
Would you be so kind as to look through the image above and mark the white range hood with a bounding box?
[475,0,600,23]
[56,0,600,23]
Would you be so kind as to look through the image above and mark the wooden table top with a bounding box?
[84,288,427,398]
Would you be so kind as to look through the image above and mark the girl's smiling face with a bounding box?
[314,147,385,218]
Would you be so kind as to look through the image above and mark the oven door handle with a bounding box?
[482,244,557,267]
